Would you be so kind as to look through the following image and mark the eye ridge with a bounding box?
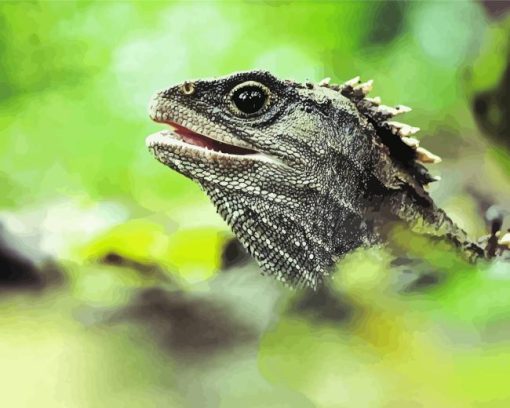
[229,81,271,117]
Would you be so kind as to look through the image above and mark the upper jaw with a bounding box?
[149,100,257,151]
[146,102,285,166]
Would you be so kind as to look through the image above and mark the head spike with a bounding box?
[395,105,412,114]
[416,147,442,164]
[318,77,331,86]
[365,96,381,105]
[399,125,420,137]
[401,136,420,149]
[353,79,373,95]
[371,104,411,120]
[343,76,361,87]
[385,121,420,137]
[499,232,510,248]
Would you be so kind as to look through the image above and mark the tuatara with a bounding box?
[146,71,507,288]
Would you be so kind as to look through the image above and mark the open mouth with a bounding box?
[146,114,286,168]
[146,116,285,167]
[162,121,258,155]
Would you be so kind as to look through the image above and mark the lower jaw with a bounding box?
[148,139,264,174]
[147,131,283,167]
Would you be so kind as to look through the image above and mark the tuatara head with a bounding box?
[146,70,426,287]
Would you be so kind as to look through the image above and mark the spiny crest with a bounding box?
[318,76,441,186]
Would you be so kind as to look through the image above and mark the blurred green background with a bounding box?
[1,1,510,407]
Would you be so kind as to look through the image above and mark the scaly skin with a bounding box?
[146,70,484,288]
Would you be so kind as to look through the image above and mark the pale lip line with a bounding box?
[145,130,282,165]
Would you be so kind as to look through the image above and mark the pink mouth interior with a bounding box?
[169,122,257,155]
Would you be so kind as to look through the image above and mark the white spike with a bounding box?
[365,96,381,105]
[376,104,412,117]
[376,104,410,117]
[499,232,510,248]
[401,136,420,149]
[318,77,331,86]
[344,76,360,87]
[395,105,412,114]
[416,147,442,164]
[354,79,373,95]
[400,125,420,137]
[386,121,420,137]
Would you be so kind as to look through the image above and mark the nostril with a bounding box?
[179,81,196,96]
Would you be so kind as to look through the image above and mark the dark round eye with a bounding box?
[230,82,269,115]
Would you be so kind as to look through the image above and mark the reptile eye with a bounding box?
[230,81,270,116]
